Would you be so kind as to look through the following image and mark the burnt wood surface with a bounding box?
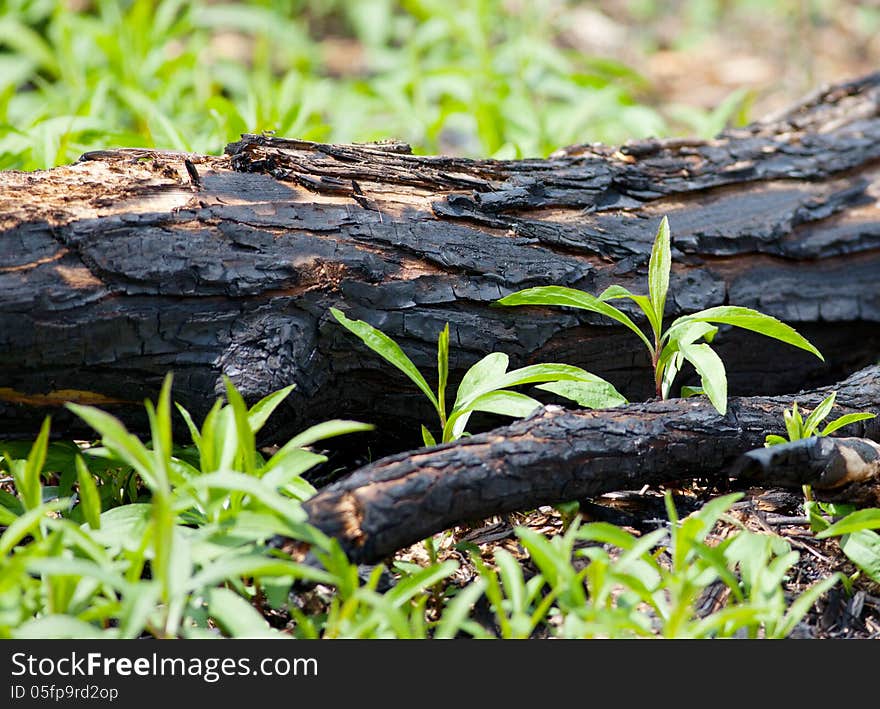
[1,74,880,442]
[303,365,880,563]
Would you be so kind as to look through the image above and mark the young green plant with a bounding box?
[763,391,876,447]
[762,392,879,585]
[330,308,625,446]
[497,216,824,415]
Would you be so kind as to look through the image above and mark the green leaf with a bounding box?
[802,393,836,438]
[118,582,161,640]
[648,216,671,331]
[247,384,296,434]
[774,573,841,638]
[838,530,880,583]
[421,425,437,447]
[186,471,307,525]
[497,286,654,353]
[75,456,102,531]
[261,448,326,489]
[537,379,627,409]
[784,404,803,441]
[599,285,659,339]
[820,412,877,436]
[680,385,704,398]
[67,404,155,486]
[223,376,256,476]
[25,557,129,592]
[453,352,510,411]
[667,306,823,361]
[385,560,458,607]
[434,579,487,639]
[88,504,152,552]
[331,307,438,411]
[444,390,542,441]
[277,419,374,452]
[0,500,69,557]
[22,417,51,511]
[764,434,789,447]
[12,616,106,639]
[175,402,202,448]
[815,509,880,538]
[437,323,449,422]
[205,587,281,638]
[680,343,728,414]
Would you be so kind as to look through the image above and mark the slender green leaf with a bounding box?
[223,377,256,476]
[774,573,841,638]
[815,509,880,538]
[437,323,449,422]
[784,404,803,441]
[206,587,281,638]
[497,286,654,353]
[445,390,542,441]
[75,456,102,530]
[247,384,296,434]
[175,402,202,448]
[599,285,659,338]
[820,412,877,436]
[67,404,155,485]
[434,579,487,639]
[0,500,69,557]
[648,216,671,329]
[668,306,823,360]
[680,343,727,414]
[385,561,458,607]
[802,393,836,438]
[188,555,330,591]
[536,379,627,409]
[261,448,326,488]
[13,616,107,639]
[277,419,374,453]
[186,471,307,525]
[331,308,438,410]
[453,352,509,411]
[495,549,527,614]
[421,425,437,447]
[838,530,880,583]
[22,417,51,511]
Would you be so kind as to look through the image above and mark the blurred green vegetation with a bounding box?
[0,0,869,170]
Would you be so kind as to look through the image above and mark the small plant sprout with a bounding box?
[330,308,626,446]
[763,391,876,447]
[497,216,824,415]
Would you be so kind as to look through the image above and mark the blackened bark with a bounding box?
[303,365,880,563]
[1,73,879,443]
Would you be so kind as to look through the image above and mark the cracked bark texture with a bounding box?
[1,73,880,442]
[303,365,880,563]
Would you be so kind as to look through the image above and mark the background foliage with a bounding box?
[2,0,878,169]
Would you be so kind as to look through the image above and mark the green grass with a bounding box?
[0,0,760,171]
[0,0,870,638]
[0,378,841,638]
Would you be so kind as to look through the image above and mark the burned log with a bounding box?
[303,365,880,564]
[1,74,880,442]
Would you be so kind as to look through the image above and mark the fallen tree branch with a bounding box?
[303,365,880,563]
[1,74,880,441]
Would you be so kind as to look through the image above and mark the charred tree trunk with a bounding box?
[1,74,880,443]
[303,365,880,563]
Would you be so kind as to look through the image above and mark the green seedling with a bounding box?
[497,216,824,415]
[763,392,878,584]
[763,391,876,447]
[330,308,625,446]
